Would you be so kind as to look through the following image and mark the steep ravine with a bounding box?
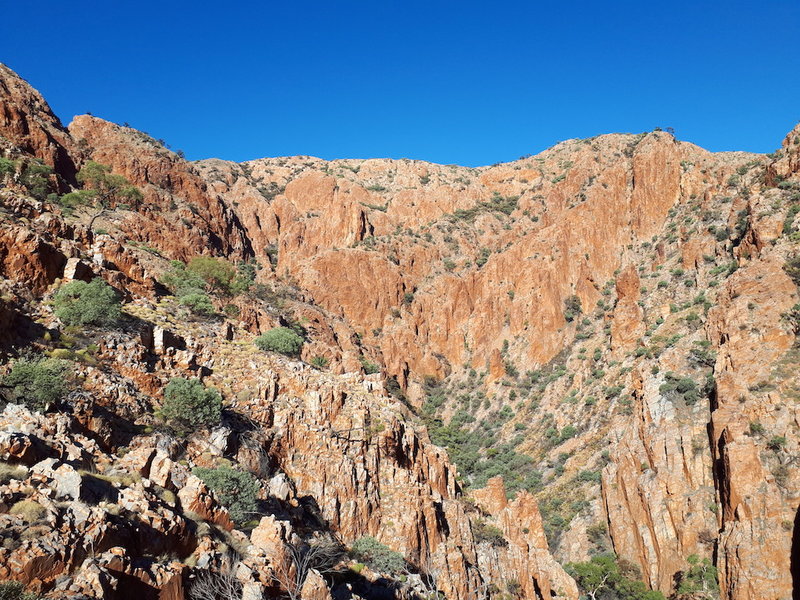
[0,62,798,600]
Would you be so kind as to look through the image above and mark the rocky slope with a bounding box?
[0,63,798,600]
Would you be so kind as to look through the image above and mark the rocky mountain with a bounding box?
[0,63,797,600]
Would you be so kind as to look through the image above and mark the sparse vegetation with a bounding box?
[0,157,15,178]
[785,256,800,287]
[19,159,53,200]
[360,356,380,374]
[179,292,216,316]
[448,192,519,223]
[161,258,256,315]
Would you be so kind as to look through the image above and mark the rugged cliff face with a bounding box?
[0,63,798,600]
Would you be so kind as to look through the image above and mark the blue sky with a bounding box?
[2,1,798,166]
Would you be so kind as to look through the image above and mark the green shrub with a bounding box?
[360,357,380,374]
[193,465,260,526]
[0,157,15,180]
[53,280,121,326]
[689,341,716,367]
[784,203,800,235]
[767,436,787,451]
[564,295,583,322]
[58,189,97,210]
[586,522,609,551]
[576,470,601,483]
[160,377,222,435]
[76,161,141,203]
[311,356,329,369]
[179,292,215,316]
[472,519,507,547]
[659,372,701,405]
[784,303,800,333]
[1,355,68,412]
[674,554,719,598]
[254,327,304,356]
[0,581,43,600]
[476,247,491,267]
[785,256,800,287]
[559,425,578,441]
[162,256,255,299]
[59,162,141,228]
[350,536,405,573]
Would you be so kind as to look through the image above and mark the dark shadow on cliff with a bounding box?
[792,504,800,599]
[0,309,48,357]
[329,570,414,600]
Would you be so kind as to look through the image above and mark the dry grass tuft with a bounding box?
[0,462,29,484]
[9,499,47,522]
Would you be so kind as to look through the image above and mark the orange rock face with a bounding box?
[0,64,77,186]
[706,258,799,600]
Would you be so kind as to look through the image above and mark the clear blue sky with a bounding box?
[2,1,798,166]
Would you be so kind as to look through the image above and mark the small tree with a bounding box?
[61,161,142,229]
[160,377,222,436]
[19,159,52,200]
[1,355,68,412]
[566,554,665,600]
[193,465,260,526]
[53,279,121,327]
[161,260,207,296]
[350,536,405,574]
[567,554,618,600]
[254,327,304,356]
[187,257,237,294]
